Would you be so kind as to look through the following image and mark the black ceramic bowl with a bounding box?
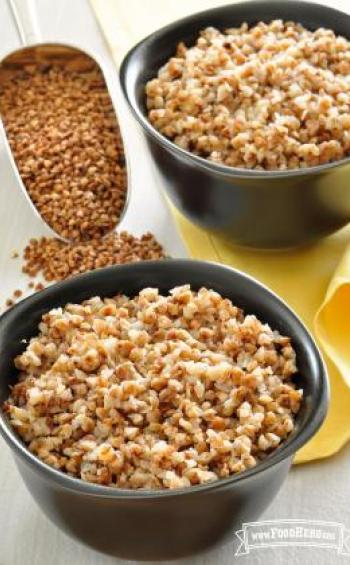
[0,260,328,560]
[120,0,350,249]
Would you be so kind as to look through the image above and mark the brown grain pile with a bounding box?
[146,20,350,170]
[22,232,165,282]
[0,64,126,240]
[4,286,302,489]
[0,62,166,313]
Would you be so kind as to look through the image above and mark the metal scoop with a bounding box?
[0,0,129,242]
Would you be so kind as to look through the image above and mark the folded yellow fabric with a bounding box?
[315,247,350,388]
[91,0,350,463]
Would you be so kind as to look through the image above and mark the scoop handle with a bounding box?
[7,0,41,46]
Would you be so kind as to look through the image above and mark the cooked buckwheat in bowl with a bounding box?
[146,20,350,171]
[120,0,350,248]
[0,260,328,559]
[4,285,302,489]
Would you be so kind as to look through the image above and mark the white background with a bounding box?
[0,1,350,564]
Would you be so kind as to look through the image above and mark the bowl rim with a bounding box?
[0,259,329,499]
[119,0,350,179]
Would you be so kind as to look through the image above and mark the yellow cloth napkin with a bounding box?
[91,0,350,463]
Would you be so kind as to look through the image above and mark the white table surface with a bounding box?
[1,1,350,564]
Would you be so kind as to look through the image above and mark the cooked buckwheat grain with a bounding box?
[4,286,302,489]
[146,20,350,170]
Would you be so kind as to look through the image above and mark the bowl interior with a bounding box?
[0,260,327,477]
[121,0,350,130]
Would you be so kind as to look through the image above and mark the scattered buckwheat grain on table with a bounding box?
[22,232,166,282]
[2,231,166,310]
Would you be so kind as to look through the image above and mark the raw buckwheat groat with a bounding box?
[146,20,350,170]
[3,231,166,310]
[4,286,302,489]
[21,232,165,282]
[0,64,126,240]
